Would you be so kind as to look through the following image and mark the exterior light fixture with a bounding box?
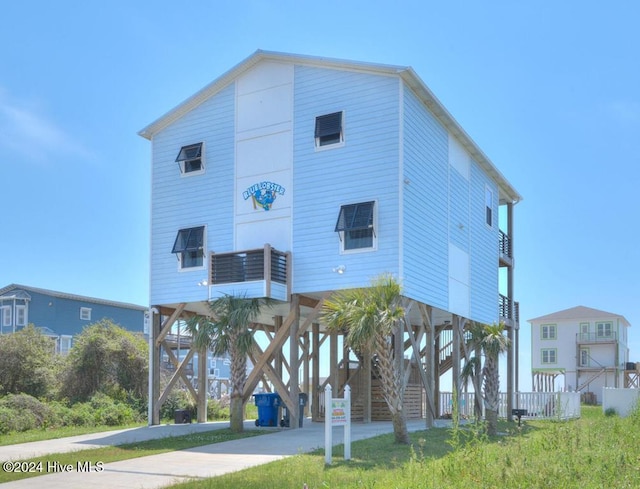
[197,279,208,286]
[333,265,346,274]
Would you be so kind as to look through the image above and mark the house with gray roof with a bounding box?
[0,284,147,354]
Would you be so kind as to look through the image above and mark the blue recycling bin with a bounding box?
[253,392,281,427]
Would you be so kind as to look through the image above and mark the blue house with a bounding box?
[140,51,522,425]
[0,284,147,354]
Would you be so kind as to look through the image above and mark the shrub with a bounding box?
[0,405,38,434]
[0,325,61,398]
[208,398,231,420]
[59,319,148,404]
[89,393,141,426]
[160,388,196,422]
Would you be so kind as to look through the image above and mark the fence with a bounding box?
[439,391,581,420]
[602,388,640,417]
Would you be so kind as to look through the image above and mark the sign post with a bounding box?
[324,384,351,465]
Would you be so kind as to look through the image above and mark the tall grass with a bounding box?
[170,406,640,488]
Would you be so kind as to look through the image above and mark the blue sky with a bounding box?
[2,1,639,390]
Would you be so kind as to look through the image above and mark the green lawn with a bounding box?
[167,406,640,489]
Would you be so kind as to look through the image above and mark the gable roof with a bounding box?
[138,49,522,205]
[0,284,146,311]
[528,305,631,327]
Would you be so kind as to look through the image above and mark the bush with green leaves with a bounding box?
[59,319,148,404]
[0,394,60,433]
[0,325,62,398]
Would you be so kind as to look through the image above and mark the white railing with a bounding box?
[439,391,581,420]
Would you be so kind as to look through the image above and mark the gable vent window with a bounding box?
[315,111,343,148]
[172,226,205,269]
[335,201,375,251]
[175,142,204,174]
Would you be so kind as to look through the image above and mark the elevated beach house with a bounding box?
[139,51,522,425]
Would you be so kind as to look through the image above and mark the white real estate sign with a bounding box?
[324,384,351,465]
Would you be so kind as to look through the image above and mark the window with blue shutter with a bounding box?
[175,142,204,174]
[315,112,343,147]
[335,201,375,250]
[172,226,205,268]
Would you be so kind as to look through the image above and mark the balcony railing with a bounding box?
[577,332,618,343]
[208,244,290,300]
[499,294,519,326]
[499,230,512,258]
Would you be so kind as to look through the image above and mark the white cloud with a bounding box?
[0,88,93,163]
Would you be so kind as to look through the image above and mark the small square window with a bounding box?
[315,112,343,147]
[172,226,205,269]
[335,201,375,251]
[596,322,613,338]
[541,348,556,364]
[175,143,204,174]
[80,307,92,321]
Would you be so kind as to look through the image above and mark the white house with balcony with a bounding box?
[529,305,631,403]
[139,50,522,426]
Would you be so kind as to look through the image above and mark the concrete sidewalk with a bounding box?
[0,419,435,488]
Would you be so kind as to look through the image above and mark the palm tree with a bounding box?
[185,294,273,432]
[460,321,486,421]
[479,322,510,436]
[322,274,410,444]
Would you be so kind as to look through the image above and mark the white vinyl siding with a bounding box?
[150,84,235,305]
[468,162,500,323]
[293,65,400,293]
[402,85,449,309]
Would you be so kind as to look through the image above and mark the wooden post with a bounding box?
[274,315,283,383]
[452,315,461,421]
[330,329,338,391]
[420,304,435,428]
[150,309,161,425]
[507,324,514,421]
[197,346,207,422]
[302,331,310,417]
[363,349,372,423]
[312,323,320,421]
[289,294,300,429]
[434,330,441,418]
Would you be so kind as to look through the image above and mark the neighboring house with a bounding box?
[0,284,147,354]
[139,50,522,424]
[529,306,631,402]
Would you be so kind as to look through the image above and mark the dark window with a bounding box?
[315,112,343,147]
[175,143,203,173]
[335,201,375,250]
[485,187,493,227]
[172,226,205,268]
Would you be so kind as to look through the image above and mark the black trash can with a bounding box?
[174,409,192,424]
[280,393,308,428]
[298,392,308,428]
